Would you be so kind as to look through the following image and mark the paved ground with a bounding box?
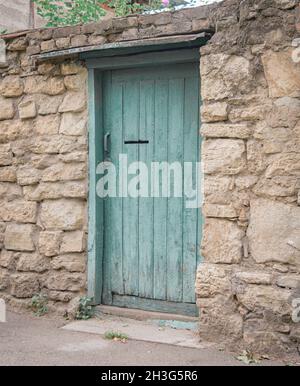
[0,311,285,366]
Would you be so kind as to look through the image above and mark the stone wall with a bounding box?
[0,0,300,357]
[197,0,300,357]
[0,54,88,314]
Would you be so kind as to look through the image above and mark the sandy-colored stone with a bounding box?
[46,272,85,291]
[247,198,300,265]
[0,167,17,182]
[201,54,251,100]
[18,100,37,119]
[201,123,251,139]
[24,181,87,201]
[51,254,86,272]
[237,285,292,315]
[38,95,64,115]
[40,199,85,230]
[201,219,244,264]
[234,271,272,285]
[39,231,62,257]
[0,144,13,166]
[59,112,87,136]
[60,231,85,253]
[262,49,300,98]
[34,114,60,135]
[10,273,40,298]
[0,201,37,223]
[202,139,246,175]
[0,97,14,121]
[24,76,65,96]
[16,253,50,273]
[64,74,87,91]
[17,166,41,185]
[42,163,86,182]
[0,76,23,98]
[4,224,35,252]
[59,91,86,113]
[201,103,228,122]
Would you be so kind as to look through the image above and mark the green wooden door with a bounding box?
[101,63,201,316]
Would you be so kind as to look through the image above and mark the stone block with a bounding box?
[10,274,39,298]
[40,199,85,230]
[201,219,244,264]
[60,231,85,253]
[39,231,62,257]
[247,198,300,265]
[4,224,35,252]
[202,139,246,175]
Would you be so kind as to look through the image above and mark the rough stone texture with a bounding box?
[0,0,299,360]
[196,0,300,359]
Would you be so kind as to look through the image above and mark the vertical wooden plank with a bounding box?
[138,80,155,298]
[153,79,168,300]
[122,78,140,296]
[167,77,184,303]
[182,75,200,303]
[109,79,125,296]
[87,69,103,304]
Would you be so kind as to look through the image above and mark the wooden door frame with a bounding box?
[85,48,201,305]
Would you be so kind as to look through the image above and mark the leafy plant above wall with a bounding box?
[32,0,186,27]
[33,0,107,27]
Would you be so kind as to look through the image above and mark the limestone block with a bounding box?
[196,263,231,297]
[201,103,228,122]
[59,91,86,113]
[0,183,22,201]
[234,271,272,285]
[0,167,17,182]
[203,204,237,219]
[16,253,50,273]
[48,291,74,302]
[34,114,60,135]
[24,76,65,96]
[39,231,62,257]
[237,285,292,315]
[201,54,251,100]
[17,166,41,185]
[253,176,298,198]
[202,139,246,175]
[246,140,267,174]
[0,97,14,121]
[46,272,85,291]
[60,231,85,253]
[10,274,39,298]
[201,219,244,264]
[265,153,300,178]
[4,224,35,252]
[61,63,83,76]
[59,112,87,136]
[42,163,86,182]
[24,181,87,201]
[0,250,17,269]
[0,76,23,97]
[64,73,87,92]
[0,201,37,223]
[247,198,300,265]
[0,119,32,143]
[55,37,70,49]
[0,269,9,290]
[262,49,300,98]
[201,123,251,139]
[38,95,64,115]
[40,199,85,230]
[18,100,37,119]
[267,97,300,129]
[0,144,13,166]
[51,254,86,272]
[276,275,300,289]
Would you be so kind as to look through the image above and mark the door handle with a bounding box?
[104,132,110,159]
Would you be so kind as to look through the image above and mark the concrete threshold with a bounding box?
[63,311,215,349]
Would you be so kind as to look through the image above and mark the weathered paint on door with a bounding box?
[101,63,201,316]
